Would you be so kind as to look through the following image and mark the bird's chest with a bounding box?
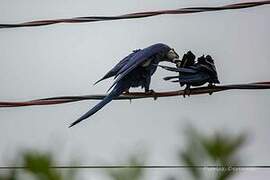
[127,63,157,84]
[141,58,152,67]
[140,58,158,75]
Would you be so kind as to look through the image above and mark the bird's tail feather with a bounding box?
[93,77,105,85]
[163,76,179,81]
[69,84,125,128]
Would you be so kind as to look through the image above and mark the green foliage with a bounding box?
[0,126,247,180]
[180,127,246,180]
[0,151,76,180]
[23,151,61,180]
[105,126,246,180]
[0,170,17,180]
[107,155,144,180]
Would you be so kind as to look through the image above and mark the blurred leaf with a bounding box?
[179,126,247,180]
[0,150,77,180]
[201,133,246,165]
[217,167,235,180]
[0,170,17,180]
[107,155,144,180]
[181,152,201,180]
[23,151,61,180]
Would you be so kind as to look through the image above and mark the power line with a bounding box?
[0,1,269,29]
[0,165,270,170]
[0,81,269,108]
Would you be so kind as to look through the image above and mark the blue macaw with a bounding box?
[69,43,179,127]
[163,51,196,83]
[160,53,220,97]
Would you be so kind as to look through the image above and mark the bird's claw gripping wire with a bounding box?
[207,84,215,95]
[183,86,191,98]
[145,89,158,100]
[123,90,133,103]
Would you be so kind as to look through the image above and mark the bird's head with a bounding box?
[166,48,180,63]
[205,55,218,76]
[197,55,206,64]
[199,54,219,82]
[179,51,196,67]
[205,55,214,64]
[186,51,196,62]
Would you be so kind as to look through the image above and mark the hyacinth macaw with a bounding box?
[69,43,179,127]
[162,51,196,83]
[160,53,220,97]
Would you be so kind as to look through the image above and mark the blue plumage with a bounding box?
[69,43,179,127]
[94,49,141,85]
[161,52,220,97]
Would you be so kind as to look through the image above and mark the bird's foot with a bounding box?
[208,84,215,95]
[175,60,182,67]
[145,89,158,100]
[183,87,191,98]
[123,91,133,103]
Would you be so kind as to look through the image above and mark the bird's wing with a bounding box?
[94,49,141,85]
[107,44,168,91]
[163,75,179,81]
[159,65,198,74]
[197,64,219,78]
[172,73,210,83]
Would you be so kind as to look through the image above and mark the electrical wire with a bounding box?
[0,81,269,108]
[0,1,269,29]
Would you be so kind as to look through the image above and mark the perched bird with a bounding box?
[163,50,196,82]
[160,54,220,97]
[69,43,179,127]
[178,50,196,68]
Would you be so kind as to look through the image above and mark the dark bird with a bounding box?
[160,54,220,97]
[178,50,196,68]
[163,50,196,82]
[69,43,179,127]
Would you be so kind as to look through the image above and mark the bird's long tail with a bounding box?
[69,83,125,128]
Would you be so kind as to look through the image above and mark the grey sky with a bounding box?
[0,0,270,179]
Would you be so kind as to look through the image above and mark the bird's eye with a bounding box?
[167,50,179,61]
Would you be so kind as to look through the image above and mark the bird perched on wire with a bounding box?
[163,51,196,82]
[160,53,220,97]
[69,43,180,127]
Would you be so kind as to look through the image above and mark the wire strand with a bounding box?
[0,165,270,170]
[0,1,269,29]
[0,81,269,108]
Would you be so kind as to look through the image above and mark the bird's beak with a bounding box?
[172,58,181,63]
[167,49,180,63]
[172,49,180,60]
[173,59,182,67]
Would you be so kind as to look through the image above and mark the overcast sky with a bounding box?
[0,0,270,179]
